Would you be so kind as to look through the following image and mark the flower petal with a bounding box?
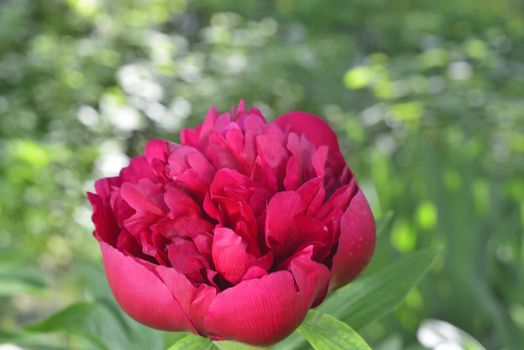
[273,111,342,159]
[120,156,157,183]
[212,227,272,284]
[204,257,330,345]
[88,181,120,245]
[99,241,196,332]
[330,190,376,289]
[145,139,170,163]
[155,265,217,333]
[265,191,305,257]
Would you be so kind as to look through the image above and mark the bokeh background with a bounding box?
[1,0,523,349]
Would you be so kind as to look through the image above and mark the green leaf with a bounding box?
[376,211,393,237]
[26,301,164,350]
[27,302,125,350]
[0,279,46,296]
[0,328,71,350]
[168,333,216,350]
[0,261,49,296]
[319,246,441,329]
[272,331,307,350]
[214,340,270,350]
[298,310,371,350]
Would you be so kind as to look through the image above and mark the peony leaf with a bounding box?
[26,300,164,350]
[0,261,49,296]
[376,211,393,237]
[168,333,216,350]
[298,310,371,350]
[214,340,270,350]
[319,246,441,329]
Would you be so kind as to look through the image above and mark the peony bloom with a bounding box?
[87,101,375,345]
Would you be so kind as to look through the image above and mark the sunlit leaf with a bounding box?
[298,310,371,350]
[343,66,373,89]
[214,340,269,350]
[168,333,216,350]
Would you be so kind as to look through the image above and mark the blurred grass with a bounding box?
[0,0,523,349]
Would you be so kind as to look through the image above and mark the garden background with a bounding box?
[0,0,523,349]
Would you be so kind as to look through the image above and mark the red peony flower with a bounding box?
[87,101,375,345]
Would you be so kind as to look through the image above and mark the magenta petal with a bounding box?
[94,177,121,199]
[330,190,376,289]
[241,266,268,281]
[297,177,326,215]
[273,111,341,156]
[88,192,118,245]
[311,145,328,177]
[212,227,255,284]
[155,265,216,333]
[289,251,331,306]
[180,128,201,147]
[145,139,170,163]
[120,180,165,216]
[265,191,305,253]
[164,184,200,217]
[120,156,156,183]
[99,242,196,332]
[204,258,329,345]
[212,227,272,284]
[283,154,301,190]
[255,128,288,170]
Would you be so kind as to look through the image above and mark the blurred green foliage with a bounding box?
[0,0,523,349]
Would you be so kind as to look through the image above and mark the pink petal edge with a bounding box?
[330,190,376,289]
[99,241,197,332]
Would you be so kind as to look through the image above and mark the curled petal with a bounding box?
[265,191,305,256]
[330,190,376,289]
[120,156,157,183]
[311,145,328,177]
[120,180,165,217]
[297,177,326,215]
[94,177,121,199]
[273,112,344,166]
[212,227,272,284]
[164,184,201,217]
[88,189,119,245]
[145,139,170,163]
[256,127,288,170]
[99,241,196,332]
[168,146,215,196]
[155,265,217,333]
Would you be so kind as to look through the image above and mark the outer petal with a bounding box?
[88,178,121,245]
[204,257,330,345]
[330,190,376,289]
[99,241,196,333]
[155,265,216,333]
